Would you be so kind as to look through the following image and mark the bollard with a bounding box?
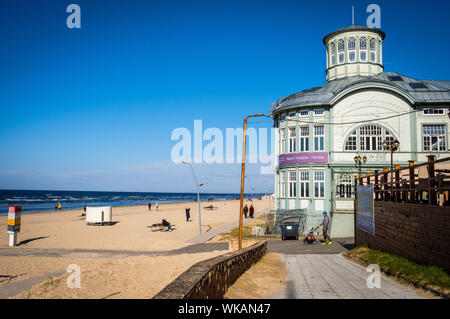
[7,206,21,246]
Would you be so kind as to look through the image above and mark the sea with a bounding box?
[0,190,263,215]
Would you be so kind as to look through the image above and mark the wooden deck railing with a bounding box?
[354,155,450,206]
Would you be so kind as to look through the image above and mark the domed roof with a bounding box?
[323,25,386,44]
[270,72,450,115]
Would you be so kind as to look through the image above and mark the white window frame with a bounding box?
[314,109,324,116]
[338,40,345,64]
[289,171,297,198]
[423,125,447,151]
[314,171,325,198]
[299,170,310,198]
[281,129,286,154]
[423,108,445,116]
[360,37,367,62]
[330,43,336,66]
[345,125,396,152]
[289,127,296,153]
[345,130,357,151]
[336,174,353,199]
[370,38,376,62]
[359,125,383,151]
[281,171,286,198]
[314,126,325,151]
[348,38,356,62]
[299,126,309,152]
[299,110,309,117]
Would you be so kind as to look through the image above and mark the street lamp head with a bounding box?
[354,156,358,163]
[382,140,388,148]
[363,156,367,163]
[392,139,400,149]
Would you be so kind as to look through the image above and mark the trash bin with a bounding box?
[280,222,299,240]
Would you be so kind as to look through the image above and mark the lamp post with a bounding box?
[383,139,400,185]
[354,155,367,176]
[182,161,204,235]
[239,114,265,250]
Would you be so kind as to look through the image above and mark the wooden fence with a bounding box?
[354,155,450,206]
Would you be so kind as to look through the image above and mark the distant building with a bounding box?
[270,25,450,237]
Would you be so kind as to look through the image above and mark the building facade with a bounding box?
[270,25,450,237]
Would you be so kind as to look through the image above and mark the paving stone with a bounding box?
[270,254,423,299]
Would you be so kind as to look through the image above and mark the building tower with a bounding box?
[324,25,385,81]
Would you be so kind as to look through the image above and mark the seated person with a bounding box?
[162,218,172,231]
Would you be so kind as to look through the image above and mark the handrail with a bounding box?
[355,155,450,206]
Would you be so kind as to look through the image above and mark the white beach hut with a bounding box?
[85,206,113,225]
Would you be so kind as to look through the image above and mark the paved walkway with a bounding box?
[268,238,354,254]
[270,254,422,299]
[0,242,229,259]
[0,271,65,299]
[187,209,266,243]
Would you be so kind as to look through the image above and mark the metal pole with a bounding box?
[390,148,394,200]
[187,163,202,235]
[390,148,393,181]
[239,114,264,250]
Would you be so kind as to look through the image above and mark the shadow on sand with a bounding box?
[17,236,49,246]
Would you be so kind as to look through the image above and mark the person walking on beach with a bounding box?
[83,204,87,216]
[148,202,152,211]
[54,204,58,210]
[58,202,62,210]
[317,211,333,245]
[155,202,159,211]
[185,207,191,222]
[249,205,254,218]
[243,204,249,218]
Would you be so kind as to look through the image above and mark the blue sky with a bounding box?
[0,0,449,193]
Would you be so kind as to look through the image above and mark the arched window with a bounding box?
[345,130,357,150]
[344,125,397,152]
[330,43,336,66]
[338,40,345,64]
[370,39,376,62]
[348,38,356,62]
[360,125,382,151]
[360,37,367,62]
[377,41,381,62]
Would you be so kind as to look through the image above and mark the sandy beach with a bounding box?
[0,198,271,298]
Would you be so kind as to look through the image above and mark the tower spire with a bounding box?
[352,6,355,25]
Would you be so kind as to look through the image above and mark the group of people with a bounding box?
[54,203,62,210]
[148,202,158,211]
[149,203,332,245]
[242,204,254,218]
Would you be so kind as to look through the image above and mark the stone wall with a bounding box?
[152,241,267,299]
[356,201,450,273]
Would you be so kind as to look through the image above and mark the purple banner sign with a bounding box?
[279,152,328,165]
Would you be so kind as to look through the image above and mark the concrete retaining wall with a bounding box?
[330,212,354,238]
[152,241,267,299]
[356,201,450,273]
